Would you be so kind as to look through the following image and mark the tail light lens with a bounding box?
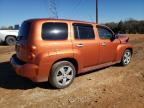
[30,46,37,52]
[28,46,37,60]
[28,53,36,60]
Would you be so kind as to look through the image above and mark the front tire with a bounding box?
[120,49,132,66]
[49,61,76,89]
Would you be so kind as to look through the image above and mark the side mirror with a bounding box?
[115,35,119,39]
[110,34,116,41]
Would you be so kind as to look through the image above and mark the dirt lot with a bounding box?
[0,34,144,108]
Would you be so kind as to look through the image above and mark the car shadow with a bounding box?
[0,61,53,90]
[0,61,122,90]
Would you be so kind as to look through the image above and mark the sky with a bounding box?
[0,0,144,26]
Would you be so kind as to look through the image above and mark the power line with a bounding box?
[71,0,83,17]
[71,0,95,22]
[73,0,82,10]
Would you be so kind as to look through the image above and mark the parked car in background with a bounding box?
[11,19,133,89]
[0,30,19,45]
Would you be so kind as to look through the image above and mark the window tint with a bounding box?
[42,23,68,40]
[97,26,113,39]
[73,24,95,39]
[18,21,31,40]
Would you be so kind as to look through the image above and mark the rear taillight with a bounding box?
[28,53,36,60]
[28,46,37,60]
[29,46,37,52]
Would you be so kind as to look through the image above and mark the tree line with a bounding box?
[105,19,144,34]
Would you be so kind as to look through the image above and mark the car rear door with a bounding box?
[72,23,100,68]
[97,25,120,64]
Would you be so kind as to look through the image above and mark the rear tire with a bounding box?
[49,61,76,89]
[120,49,132,66]
[5,36,16,46]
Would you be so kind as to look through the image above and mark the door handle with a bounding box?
[101,42,107,46]
[76,44,84,47]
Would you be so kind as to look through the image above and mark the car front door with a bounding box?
[97,25,120,64]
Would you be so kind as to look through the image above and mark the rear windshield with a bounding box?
[18,21,31,40]
[42,22,68,40]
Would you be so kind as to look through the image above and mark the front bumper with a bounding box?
[10,54,39,82]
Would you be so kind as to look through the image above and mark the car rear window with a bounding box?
[18,21,31,40]
[42,22,68,40]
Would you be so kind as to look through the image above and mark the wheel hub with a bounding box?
[56,66,73,86]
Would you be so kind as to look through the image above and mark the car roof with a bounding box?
[24,18,97,25]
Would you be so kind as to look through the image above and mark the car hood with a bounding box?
[117,34,129,44]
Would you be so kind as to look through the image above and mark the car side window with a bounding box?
[97,26,113,39]
[73,24,95,39]
[42,22,68,40]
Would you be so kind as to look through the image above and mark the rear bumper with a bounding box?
[10,54,41,82]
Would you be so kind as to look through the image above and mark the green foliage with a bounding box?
[106,19,144,34]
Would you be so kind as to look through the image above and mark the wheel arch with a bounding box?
[116,44,133,61]
[126,48,133,55]
[52,58,79,73]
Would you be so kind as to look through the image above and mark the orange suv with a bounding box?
[10,19,133,88]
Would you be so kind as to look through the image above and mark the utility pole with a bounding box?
[48,0,58,19]
[96,0,98,23]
